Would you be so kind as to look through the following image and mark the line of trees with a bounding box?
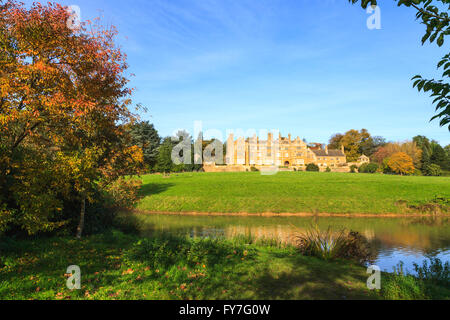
[128,123,222,174]
[132,123,450,177]
[328,129,450,176]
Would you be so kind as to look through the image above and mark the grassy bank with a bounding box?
[137,172,450,214]
[1,231,447,300]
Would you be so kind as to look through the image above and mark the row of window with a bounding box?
[317,157,342,161]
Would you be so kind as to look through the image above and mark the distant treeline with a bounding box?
[131,123,450,176]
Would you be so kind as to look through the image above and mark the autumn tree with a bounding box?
[360,135,386,157]
[387,152,415,175]
[328,134,344,150]
[0,1,143,236]
[328,129,382,162]
[371,146,391,165]
[372,141,422,168]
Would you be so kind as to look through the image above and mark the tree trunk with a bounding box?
[76,196,86,239]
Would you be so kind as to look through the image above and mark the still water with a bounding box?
[137,214,450,273]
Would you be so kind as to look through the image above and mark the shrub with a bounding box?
[424,164,442,176]
[325,167,331,172]
[382,264,428,300]
[250,166,259,172]
[359,163,379,173]
[382,260,450,300]
[358,163,368,173]
[0,203,14,234]
[368,163,379,173]
[350,165,358,173]
[103,177,143,209]
[124,236,186,268]
[124,236,256,269]
[48,177,143,237]
[382,158,392,173]
[295,226,373,264]
[413,257,449,285]
[306,164,319,172]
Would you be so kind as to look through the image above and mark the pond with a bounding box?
[136,214,450,273]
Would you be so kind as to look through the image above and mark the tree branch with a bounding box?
[12,121,41,150]
[410,3,450,23]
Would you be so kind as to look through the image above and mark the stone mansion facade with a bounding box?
[219,132,348,171]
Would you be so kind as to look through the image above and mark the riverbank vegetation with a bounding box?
[137,172,450,215]
[295,226,374,264]
[1,230,448,300]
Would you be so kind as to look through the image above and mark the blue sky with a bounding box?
[29,0,450,145]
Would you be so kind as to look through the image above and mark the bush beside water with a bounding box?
[382,259,450,300]
[294,226,374,265]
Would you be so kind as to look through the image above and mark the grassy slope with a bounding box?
[0,231,380,300]
[137,172,450,214]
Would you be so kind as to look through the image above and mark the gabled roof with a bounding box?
[312,149,346,157]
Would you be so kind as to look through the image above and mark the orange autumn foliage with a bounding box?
[387,152,415,176]
[372,141,422,168]
[0,1,144,234]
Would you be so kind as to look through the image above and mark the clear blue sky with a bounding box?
[29,0,450,145]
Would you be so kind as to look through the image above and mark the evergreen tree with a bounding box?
[155,138,174,174]
[413,135,432,170]
[430,142,449,170]
[129,121,160,170]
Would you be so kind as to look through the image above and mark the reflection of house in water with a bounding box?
[224,225,300,244]
[363,229,375,241]
[374,231,433,251]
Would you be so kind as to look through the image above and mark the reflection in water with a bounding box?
[137,214,450,273]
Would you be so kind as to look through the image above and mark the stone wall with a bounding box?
[203,165,248,173]
[203,165,351,173]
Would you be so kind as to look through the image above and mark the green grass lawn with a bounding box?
[1,231,447,300]
[137,172,450,214]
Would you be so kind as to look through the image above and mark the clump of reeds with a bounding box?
[294,225,374,264]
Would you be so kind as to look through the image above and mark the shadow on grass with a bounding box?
[248,253,376,300]
[139,183,174,197]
